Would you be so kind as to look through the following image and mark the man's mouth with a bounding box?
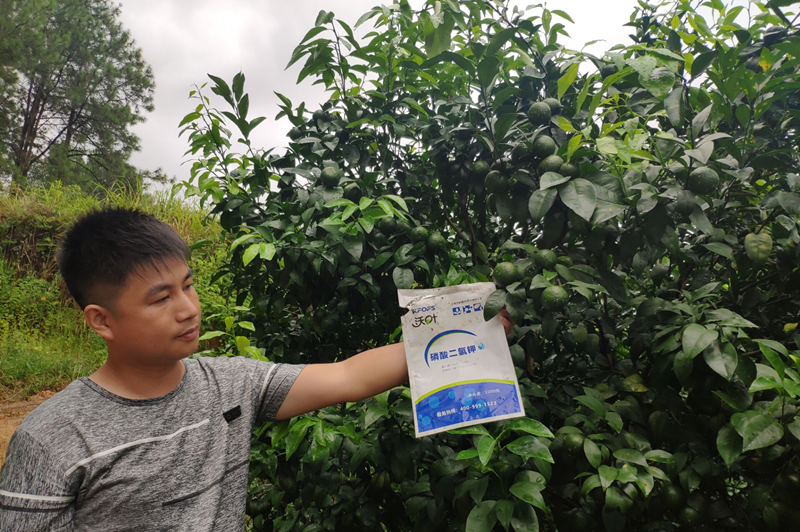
[178,326,199,340]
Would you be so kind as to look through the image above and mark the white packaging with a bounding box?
[398,282,524,437]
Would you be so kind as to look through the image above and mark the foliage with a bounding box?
[181,1,800,530]
[0,0,158,192]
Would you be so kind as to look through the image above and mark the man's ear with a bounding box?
[84,304,115,341]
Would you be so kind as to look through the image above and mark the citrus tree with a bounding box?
[180,1,800,530]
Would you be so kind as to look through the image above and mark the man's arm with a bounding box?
[0,430,76,532]
[275,342,408,420]
[275,310,513,420]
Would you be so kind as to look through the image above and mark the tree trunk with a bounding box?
[13,82,45,179]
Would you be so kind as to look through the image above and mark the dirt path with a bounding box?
[0,391,55,468]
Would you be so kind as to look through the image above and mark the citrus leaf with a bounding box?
[509,482,546,511]
[528,188,558,221]
[613,449,648,467]
[665,86,685,126]
[787,419,800,442]
[485,27,517,57]
[483,290,507,321]
[691,50,718,78]
[757,342,785,380]
[243,243,261,266]
[495,500,514,530]
[557,63,579,100]
[732,412,784,452]
[540,171,570,189]
[744,233,773,266]
[559,178,597,221]
[599,465,618,489]
[466,500,497,532]
[584,438,602,468]
[198,330,225,341]
[449,425,491,436]
[505,418,555,438]
[506,436,554,463]
[591,201,626,224]
[393,267,414,289]
[575,395,606,417]
[477,436,496,466]
[230,232,260,251]
[682,324,718,359]
[703,341,738,380]
[703,243,734,260]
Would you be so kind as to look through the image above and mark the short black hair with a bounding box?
[57,207,191,309]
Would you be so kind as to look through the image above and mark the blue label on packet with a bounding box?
[415,381,521,433]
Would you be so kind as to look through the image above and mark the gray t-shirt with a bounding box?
[0,356,304,532]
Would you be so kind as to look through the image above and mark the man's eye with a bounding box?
[184,283,194,291]
[156,295,169,303]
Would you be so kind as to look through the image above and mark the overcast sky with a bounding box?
[118,1,640,188]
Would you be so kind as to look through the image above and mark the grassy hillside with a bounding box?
[0,183,230,400]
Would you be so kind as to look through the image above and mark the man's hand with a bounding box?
[499,308,514,335]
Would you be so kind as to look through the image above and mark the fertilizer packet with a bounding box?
[398,282,524,437]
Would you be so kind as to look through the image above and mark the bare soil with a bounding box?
[0,391,55,468]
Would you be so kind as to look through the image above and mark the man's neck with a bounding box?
[88,358,186,400]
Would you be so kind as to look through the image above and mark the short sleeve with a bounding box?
[0,429,77,531]
[255,362,306,422]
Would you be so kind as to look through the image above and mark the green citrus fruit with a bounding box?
[660,484,685,511]
[675,189,696,217]
[534,249,558,270]
[396,220,412,235]
[378,217,397,234]
[650,263,670,285]
[679,506,702,527]
[543,98,563,115]
[485,170,508,194]
[288,127,303,140]
[471,160,491,180]
[687,166,719,195]
[570,323,588,345]
[312,109,326,122]
[564,433,585,452]
[648,67,675,88]
[427,233,446,253]
[542,286,569,311]
[601,64,617,79]
[538,155,565,174]
[320,166,342,188]
[560,162,580,178]
[411,226,429,243]
[531,135,557,158]
[511,142,530,163]
[372,231,387,246]
[492,262,521,287]
[344,183,362,202]
[527,101,552,126]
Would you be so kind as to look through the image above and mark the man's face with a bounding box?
[106,256,201,363]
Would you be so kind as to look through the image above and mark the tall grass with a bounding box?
[0,182,230,400]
